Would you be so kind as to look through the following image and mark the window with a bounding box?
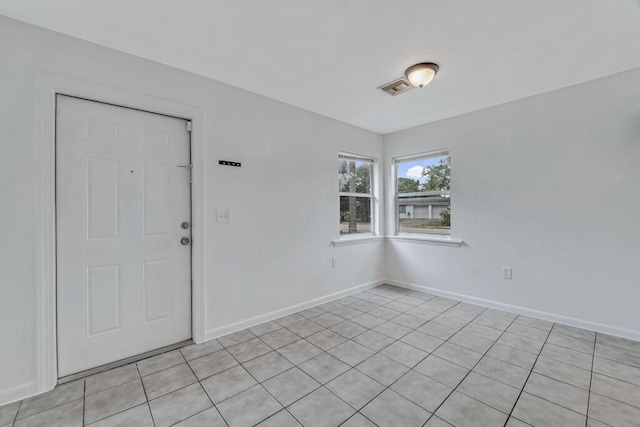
[394,150,450,235]
[338,152,375,236]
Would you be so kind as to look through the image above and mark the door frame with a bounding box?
[34,73,207,394]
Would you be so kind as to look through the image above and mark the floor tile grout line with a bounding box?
[542,340,597,359]
[83,403,150,427]
[587,367,640,389]
[13,397,86,425]
[565,387,640,419]
[517,363,590,392]
[456,368,524,392]
[194,375,230,426]
[180,341,224,363]
[541,341,596,356]
[261,366,322,405]
[552,325,598,342]
[504,321,555,427]
[185,385,228,427]
[140,361,186,380]
[351,411,384,427]
[592,349,640,370]
[512,387,592,419]
[311,299,481,426]
[319,295,455,425]
[268,296,428,360]
[535,347,594,372]
[82,379,86,426]
[182,291,467,424]
[84,376,141,399]
[421,310,519,426]
[198,365,258,405]
[94,362,209,426]
[180,344,229,427]
[549,329,596,344]
[590,369,640,426]
[252,408,298,427]
[462,353,532,389]
[253,291,457,425]
[337,412,374,427]
[512,318,554,332]
[153,352,218,383]
[134,363,157,427]
[594,340,640,358]
[98,371,258,427]
[281,386,348,427]
[11,397,23,426]
[168,406,225,427]
[217,334,312,427]
[14,380,80,422]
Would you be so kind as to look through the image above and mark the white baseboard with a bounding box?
[0,380,38,407]
[385,278,640,342]
[205,279,385,341]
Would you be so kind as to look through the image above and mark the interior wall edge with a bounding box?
[386,278,640,342]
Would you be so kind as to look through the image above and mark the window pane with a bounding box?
[340,196,372,234]
[397,195,451,235]
[339,160,372,194]
[396,154,449,194]
[395,152,450,235]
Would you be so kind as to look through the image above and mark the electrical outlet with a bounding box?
[216,209,230,223]
[332,257,338,269]
[502,267,512,280]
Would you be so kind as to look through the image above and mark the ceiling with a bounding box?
[2,1,640,134]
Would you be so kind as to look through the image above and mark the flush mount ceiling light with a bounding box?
[404,62,439,88]
[378,62,440,96]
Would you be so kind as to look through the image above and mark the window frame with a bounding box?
[393,149,451,236]
[338,151,377,239]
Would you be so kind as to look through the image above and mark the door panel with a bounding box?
[86,157,119,240]
[56,95,192,377]
[143,258,172,323]
[86,264,120,337]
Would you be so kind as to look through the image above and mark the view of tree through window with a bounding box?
[338,154,374,235]
[395,152,450,235]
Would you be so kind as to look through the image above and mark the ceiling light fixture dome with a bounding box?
[405,62,439,88]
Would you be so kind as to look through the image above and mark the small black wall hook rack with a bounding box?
[219,160,242,167]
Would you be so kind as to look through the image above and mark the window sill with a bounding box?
[332,235,384,247]
[387,235,463,247]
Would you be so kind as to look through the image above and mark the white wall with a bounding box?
[384,67,640,338]
[0,16,384,403]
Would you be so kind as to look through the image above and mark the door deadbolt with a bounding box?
[180,221,190,230]
[180,236,191,245]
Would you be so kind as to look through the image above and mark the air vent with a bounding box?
[378,77,414,96]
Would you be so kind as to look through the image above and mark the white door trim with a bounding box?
[34,73,207,395]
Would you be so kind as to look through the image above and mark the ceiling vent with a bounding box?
[377,77,414,96]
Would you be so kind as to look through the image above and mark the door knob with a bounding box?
[180,237,190,245]
[180,221,190,230]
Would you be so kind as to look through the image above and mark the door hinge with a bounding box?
[186,121,192,132]
[177,163,193,183]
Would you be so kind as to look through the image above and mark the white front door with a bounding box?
[56,95,192,377]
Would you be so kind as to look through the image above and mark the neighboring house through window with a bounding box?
[394,150,450,235]
[338,152,375,236]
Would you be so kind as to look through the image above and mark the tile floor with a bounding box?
[2,284,640,426]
